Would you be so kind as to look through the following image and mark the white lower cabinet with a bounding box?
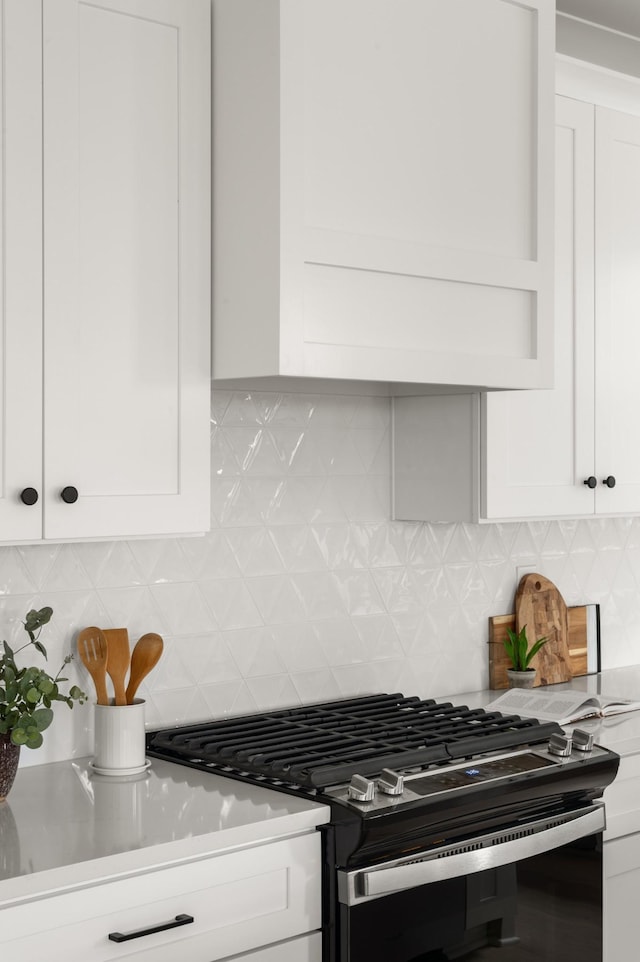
[604,833,640,962]
[2,834,322,961]
[603,754,640,962]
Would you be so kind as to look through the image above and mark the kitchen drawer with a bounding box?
[1,833,322,961]
[231,931,321,961]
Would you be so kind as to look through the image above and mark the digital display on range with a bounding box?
[409,752,553,797]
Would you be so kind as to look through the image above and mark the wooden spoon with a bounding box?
[126,632,164,704]
[77,627,109,706]
[103,628,130,706]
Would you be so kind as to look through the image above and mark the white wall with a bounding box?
[6,388,640,768]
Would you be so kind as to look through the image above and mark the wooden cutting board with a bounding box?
[514,573,572,686]
[488,605,592,689]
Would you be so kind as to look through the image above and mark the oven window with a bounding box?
[340,833,602,961]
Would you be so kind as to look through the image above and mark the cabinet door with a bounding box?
[594,107,640,514]
[604,834,640,962]
[42,0,210,540]
[282,0,554,388]
[482,96,596,520]
[0,0,43,541]
[4,834,322,962]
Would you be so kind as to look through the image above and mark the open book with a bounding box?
[484,686,640,726]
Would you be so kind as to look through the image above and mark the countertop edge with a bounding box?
[0,803,330,909]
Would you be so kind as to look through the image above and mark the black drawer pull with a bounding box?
[108,913,194,943]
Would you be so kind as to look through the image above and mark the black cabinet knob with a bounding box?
[602,476,616,488]
[583,476,597,489]
[60,486,79,504]
[20,487,39,506]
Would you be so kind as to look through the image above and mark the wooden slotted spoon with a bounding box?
[126,632,164,704]
[103,628,131,706]
[77,627,109,706]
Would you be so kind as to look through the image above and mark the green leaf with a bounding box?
[2,664,15,684]
[25,731,43,749]
[524,635,548,669]
[24,607,53,634]
[31,707,54,732]
[503,624,548,671]
[11,728,28,746]
[518,632,529,671]
[37,677,54,695]
[504,625,526,671]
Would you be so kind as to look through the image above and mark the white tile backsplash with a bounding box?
[8,388,640,768]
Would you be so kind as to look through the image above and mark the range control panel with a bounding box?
[325,735,609,812]
[408,751,552,797]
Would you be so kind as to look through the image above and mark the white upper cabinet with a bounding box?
[593,105,640,513]
[212,0,555,390]
[394,72,640,523]
[0,0,43,542]
[482,94,597,520]
[0,0,211,543]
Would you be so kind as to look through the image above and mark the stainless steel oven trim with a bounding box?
[337,802,605,906]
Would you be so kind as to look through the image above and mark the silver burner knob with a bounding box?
[348,774,376,803]
[378,768,404,796]
[548,733,573,757]
[572,729,594,753]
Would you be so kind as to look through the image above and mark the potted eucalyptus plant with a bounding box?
[503,625,548,689]
[0,607,86,800]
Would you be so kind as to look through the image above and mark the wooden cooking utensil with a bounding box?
[102,628,130,706]
[514,573,572,686]
[126,632,163,704]
[77,627,109,706]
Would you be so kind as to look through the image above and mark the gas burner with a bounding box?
[147,692,563,789]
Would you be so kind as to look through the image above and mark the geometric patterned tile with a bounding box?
[199,579,263,630]
[224,626,285,677]
[11,387,640,767]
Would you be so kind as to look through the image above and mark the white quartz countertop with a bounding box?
[0,755,329,907]
[5,665,640,906]
[454,664,640,758]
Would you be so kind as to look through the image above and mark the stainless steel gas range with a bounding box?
[146,692,619,962]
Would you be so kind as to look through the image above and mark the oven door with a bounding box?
[336,802,605,962]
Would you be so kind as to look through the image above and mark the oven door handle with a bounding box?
[338,803,605,906]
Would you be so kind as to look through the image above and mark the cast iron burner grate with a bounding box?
[146,693,562,788]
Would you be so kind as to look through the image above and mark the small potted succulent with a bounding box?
[503,625,548,689]
[0,607,86,800]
